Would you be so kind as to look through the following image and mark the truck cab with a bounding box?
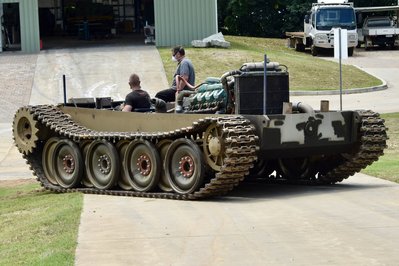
[304,0,358,56]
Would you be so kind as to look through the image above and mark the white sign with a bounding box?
[334,28,348,59]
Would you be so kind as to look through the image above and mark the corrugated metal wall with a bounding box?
[154,0,217,47]
[0,0,40,53]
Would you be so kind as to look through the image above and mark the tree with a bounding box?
[218,0,399,37]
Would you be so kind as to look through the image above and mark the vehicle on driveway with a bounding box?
[286,0,358,56]
[357,16,399,50]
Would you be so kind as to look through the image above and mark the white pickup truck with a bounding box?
[358,16,399,50]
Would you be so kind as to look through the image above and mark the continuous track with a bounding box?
[14,106,387,199]
[16,105,258,200]
[313,110,387,184]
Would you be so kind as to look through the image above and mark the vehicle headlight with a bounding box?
[348,34,357,40]
[315,34,328,41]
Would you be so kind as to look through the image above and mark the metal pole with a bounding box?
[63,74,67,105]
[339,28,343,111]
[263,54,267,115]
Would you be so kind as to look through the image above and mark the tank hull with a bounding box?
[12,104,387,199]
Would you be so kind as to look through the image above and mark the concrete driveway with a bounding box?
[75,174,399,266]
[291,49,399,113]
[30,45,168,105]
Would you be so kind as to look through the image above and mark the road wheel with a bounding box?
[52,139,84,188]
[85,140,120,190]
[365,38,370,51]
[156,139,173,192]
[123,140,161,192]
[278,157,312,180]
[165,138,205,194]
[42,137,60,185]
[248,157,274,179]
[79,140,93,188]
[116,140,133,190]
[295,42,305,52]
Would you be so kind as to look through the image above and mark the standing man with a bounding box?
[122,73,151,112]
[155,46,195,102]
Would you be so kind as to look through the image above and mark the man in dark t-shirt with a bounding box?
[155,46,195,102]
[122,74,151,112]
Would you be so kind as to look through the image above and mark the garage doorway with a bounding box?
[38,0,154,49]
[1,3,21,51]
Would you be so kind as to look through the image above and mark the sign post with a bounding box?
[334,28,348,111]
[263,54,267,115]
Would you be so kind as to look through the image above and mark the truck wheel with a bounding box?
[348,47,354,57]
[295,42,305,52]
[311,45,318,56]
[365,39,370,51]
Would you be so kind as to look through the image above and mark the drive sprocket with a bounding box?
[13,107,40,155]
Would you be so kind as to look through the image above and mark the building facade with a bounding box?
[0,0,217,53]
[0,0,40,53]
[154,0,218,47]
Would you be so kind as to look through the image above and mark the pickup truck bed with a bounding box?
[363,27,399,36]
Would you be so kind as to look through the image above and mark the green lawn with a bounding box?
[0,180,82,265]
[158,36,381,91]
[362,113,399,183]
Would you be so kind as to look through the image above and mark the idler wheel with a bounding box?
[13,107,39,155]
[116,140,133,190]
[42,137,60,185]
[156,139,173,192]
[52,139,84,188]
[165,138,205,194]
[123,140,161,192]
[86,140,120,190]
[203,122,224,171]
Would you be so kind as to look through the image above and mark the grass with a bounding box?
[0,180,83,265]
[362,113,399,183]
[158,35,381,91]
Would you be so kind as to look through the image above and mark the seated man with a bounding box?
[155,46,195,102]
[122,73,151,112]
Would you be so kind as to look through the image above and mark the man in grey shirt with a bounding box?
[155,46,195,102]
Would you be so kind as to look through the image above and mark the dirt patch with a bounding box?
[0,178,37,188]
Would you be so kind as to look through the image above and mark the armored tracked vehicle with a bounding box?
[12,62,387,200]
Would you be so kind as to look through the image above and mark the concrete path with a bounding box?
[0,53,37,180]
[30,45,168,105]
[75,173,399,266]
